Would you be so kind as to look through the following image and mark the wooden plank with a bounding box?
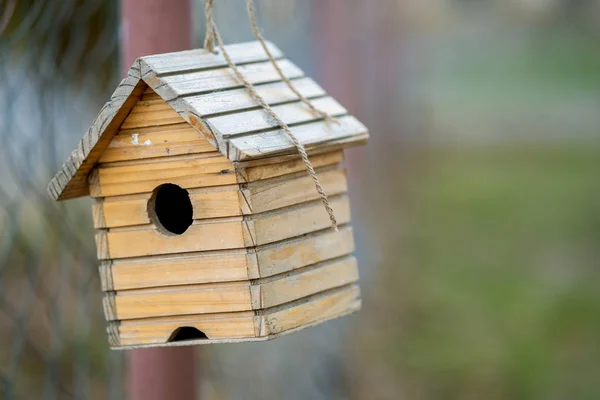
[94,186,241,228]
[159,59,304,97]
[92,154,237,197]
[262,284,361,335]
[94,167,344,229]
[240,167,347,214]
[102,225,355,289]
[107,250,251,290]
[107,257,358,321]
[207,97,347,138]
[100,124,215,163]
[253,226,355,278]
[108,281,253,320]
[184,77,326,117]
[113,311,257,346]
[252,256,359,309]
[120,101,182,129]
[98,219,245,259]
[140,40,283,76]
[228,115,368,161]
[235,151,344,183]
[246,195,351,246]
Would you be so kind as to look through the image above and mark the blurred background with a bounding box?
[1,0,599,399]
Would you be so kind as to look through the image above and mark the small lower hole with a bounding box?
[148,184,193,235]
[167,327,208,342]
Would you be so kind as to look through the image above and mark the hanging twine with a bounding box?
[203,0,339,230]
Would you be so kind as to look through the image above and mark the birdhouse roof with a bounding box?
[48,41,369,201]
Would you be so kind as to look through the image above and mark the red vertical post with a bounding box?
[119,1,198,400]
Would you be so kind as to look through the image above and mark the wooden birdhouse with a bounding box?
[47,41,369,349]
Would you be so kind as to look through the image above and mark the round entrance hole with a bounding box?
[148,184,193,235]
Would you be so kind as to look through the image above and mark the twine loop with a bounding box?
[204,0,339,230]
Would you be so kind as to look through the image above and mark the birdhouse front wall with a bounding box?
[88,88,361,347]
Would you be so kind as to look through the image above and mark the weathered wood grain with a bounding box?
[244,195,351,246]
[206,97,347,138]
[262,284,361,335]
[252,226,355,278]
[155,59,304,98]
[240,167,347,214]
[140,40,283,76]
[102,225,355,290]
[92,154,237,197]
[228,115,368,161]
[184,77,326,117]
[107,249,250,290]
[109,281,253,320]
[97,219,245,260]
[94,186,241,228]
[251,256,359,309]
[112,311,257,346]
[235,151,344,183]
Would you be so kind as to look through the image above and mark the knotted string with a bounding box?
[203,0,339,230]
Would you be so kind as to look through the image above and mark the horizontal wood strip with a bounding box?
[103,225,355,290]
[114,311,257,346]
[254,226,355,278]
[228,115,368,161]
[207,97,347,138]
[109,281,253,320]
[236,151,344,183]
[93,154,237,197]
[100,125,215,163]
[254,256,359,309]
[141,40,283,76]
[120,106,182,129]
[106,249,250,290]
[263,284,361,335]
[241,167,347,214]
[94,166,345,228]
[97,219,245,260]
[160,59,303,97]
[247,195,351,246]
[184,77,326,117]
[94,187,241,228]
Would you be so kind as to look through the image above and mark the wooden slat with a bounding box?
[92,154,237,197]
[262,284,361,335]
[252,256,359,309]
[240,168,347,214]
[108,281,253,320]
[159,59,303,97]
[100,124,215,163]
[94,167,345,228]
[107,258,358,321]
[207,97,347,138]
[235,151,344,183]
[98,219,245,259]
[113,311,257,346]
[228,115,368,161]
[140,40,283,76]
[94,186,241,228]
[245,195,351,246]
[253,226,355,278]
[104,226,355,290]
[184,77,326,117]
[105,249,251,291]
[120,101,182,129]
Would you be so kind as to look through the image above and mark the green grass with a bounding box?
[366,144,600,399]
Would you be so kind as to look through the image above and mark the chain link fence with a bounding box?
[0,1,124,398]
